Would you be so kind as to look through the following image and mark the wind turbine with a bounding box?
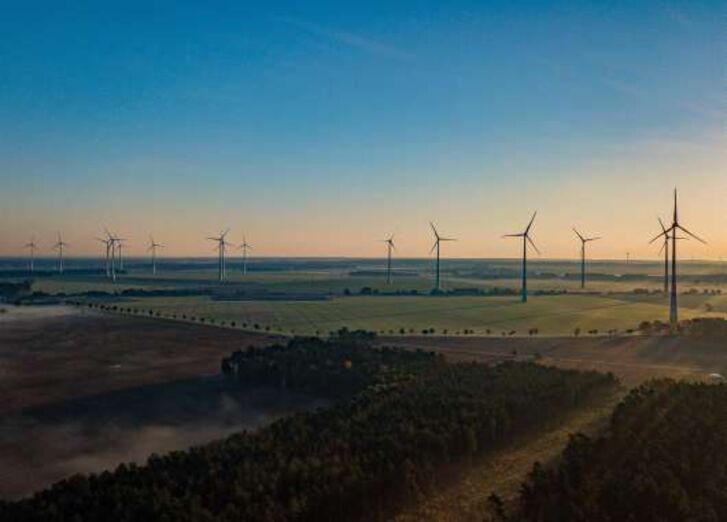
[110,233,127,271]
[207,229,231,282]
[103,229,118,282]
[24,237,38,274]
[429,222,456,292]
[573,228,601,289]
[650,189,706,326]
[238,236,252,276]
[382,235,395,285]
[53,232,69,274]
[503,212,540,303]
[148,236,163,275]
[96,236,112,277]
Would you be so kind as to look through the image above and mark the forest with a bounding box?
[1,331,615,521]
[503,380,727,522]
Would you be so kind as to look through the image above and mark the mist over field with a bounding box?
[0,368,327,499]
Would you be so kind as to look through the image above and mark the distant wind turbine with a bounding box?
[382,235,395,285]
[96,236,112,277]
[24,237,38,274]
[429,222,456,292]
[650,189,706,326]
[148,236,163,275]
[503,212,540,303]
[53,232,69,274]
[110,232,127,272]
[573,228,601,289]
[239,236,252,276]
[207,229,231,282]
[103,229,118,282]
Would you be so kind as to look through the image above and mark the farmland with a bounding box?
[96,292,724,336]
[5,257,727,336]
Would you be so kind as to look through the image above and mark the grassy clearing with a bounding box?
[392,389,621,522]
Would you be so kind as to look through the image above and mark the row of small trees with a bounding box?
[68,300,281,332]
[68,300,553,337]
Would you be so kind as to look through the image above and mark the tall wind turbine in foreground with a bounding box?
[208,229,231,282]
[383,235,395,285]
[573,228,600,289]
[503,212,539,303]
[429,222,456,293]
[148,236,163,275]
[650,189,706,326]
[53,232,69,274]
[239,236,252,276]
[24,237,38,274]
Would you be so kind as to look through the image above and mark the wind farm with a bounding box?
[2,191,721,338]
[1,2,724,520]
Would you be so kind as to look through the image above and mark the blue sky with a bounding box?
[0,1,724,258]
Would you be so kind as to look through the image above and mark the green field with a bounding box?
[107,293,725,336]
[9,258,727,336]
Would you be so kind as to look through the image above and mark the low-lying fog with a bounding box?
[0,376,328,499]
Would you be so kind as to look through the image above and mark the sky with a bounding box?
[0,1,724,259]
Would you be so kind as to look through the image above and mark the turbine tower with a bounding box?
[382,235,395,285]
[573,228,601,289]
[24,237,38,274]
[503,212,540,303]
[429,222,456,293]
[207,229,231,282]
[148,236,163,275]
[53,232,69,274]
[239,236,252,276]
[650,189,705,326]
[656,218,670,294]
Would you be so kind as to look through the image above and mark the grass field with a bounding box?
[107,292,726,336]
[9,257,727,336]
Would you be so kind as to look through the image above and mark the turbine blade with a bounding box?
[658,217,667,234]
[525,211,537,234]
[573,227,584,242]
[677,224,706,244]
[502,233,525,238]
[673,188,678,224]
[429,241,438,254]
[649,228,672,244]
[429,222,439,240]
[526,235,541,255]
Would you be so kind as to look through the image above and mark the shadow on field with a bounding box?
[0,375,328,500]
